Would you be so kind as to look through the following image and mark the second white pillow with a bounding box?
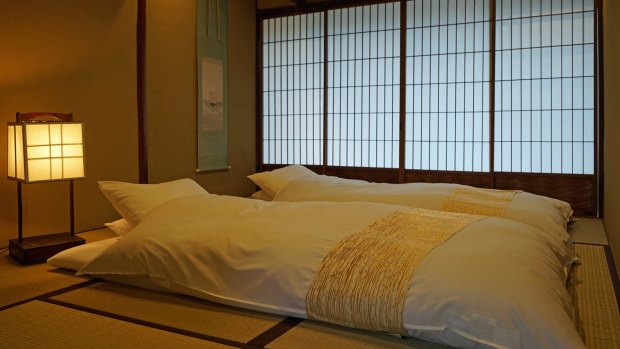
[248,165,316,197]
[104,218,134,236]
[99,178,208,226]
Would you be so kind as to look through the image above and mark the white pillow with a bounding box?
[249,190,273,201]
[104,219,134,236]
[98,178,208,226]
[48,237,121,271]
[247,165,316,197]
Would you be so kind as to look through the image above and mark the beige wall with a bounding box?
[603,0,620,277]
[0,0,258,248]
[146,0,257,195]
[0,0,138,243]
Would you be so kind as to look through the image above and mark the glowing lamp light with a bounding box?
[8,122,85,182]
[6,113,86,265]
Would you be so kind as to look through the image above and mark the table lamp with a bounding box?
[7,112,86,265]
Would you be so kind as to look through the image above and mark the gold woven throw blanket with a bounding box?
[442,187,521,217]
[306,208,483,335]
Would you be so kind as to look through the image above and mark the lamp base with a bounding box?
[9,233,86,265]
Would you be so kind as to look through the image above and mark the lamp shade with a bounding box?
[7,121,85,182]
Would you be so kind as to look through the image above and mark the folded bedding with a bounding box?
[75,192,584,349]
[48,237,121,270]
[252,167,574,250]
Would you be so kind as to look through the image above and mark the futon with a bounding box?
[250,166,575,251]
[51,179,584,349]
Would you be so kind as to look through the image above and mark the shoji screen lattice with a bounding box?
[405,0,491,172]
[495,0,595,174]
[327,3,401,168]
[262,13,324,165]
[258,0,599,214]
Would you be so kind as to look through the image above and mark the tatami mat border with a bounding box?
[248,317,305,347]
[0,274,305,348]
[0,278,101,312]
[604,244,620,315]
[597,245,620,345]
[42,297,304,348]
[575,242,620,315]
[42,298,263,349]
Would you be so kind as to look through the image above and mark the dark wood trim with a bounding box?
[398,0,406,183]
[69,180,75,235]
[258,0,398,19]
[256,17,264,173]
[489,0,496,189]
[322,10,329,175]
[17,182,22,243]
[596,0,604,218]
[405,170,492,189]
[291,0,307,7]
[16,112,73,122]
[326,166,400,183]
[42,298,261,349]
[0,278,100,312]
[137,0,149,184]
[494,172,597,216]
[9,233,85,265]
[247,317,304,347]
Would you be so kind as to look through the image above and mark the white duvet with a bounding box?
[78,194,584,349]
[273,175,574,249]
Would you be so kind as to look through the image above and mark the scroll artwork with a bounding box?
[197,0,228,171]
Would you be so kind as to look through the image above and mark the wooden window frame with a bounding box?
[256,0,603,217]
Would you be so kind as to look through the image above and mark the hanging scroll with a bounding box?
[197,0,228,172]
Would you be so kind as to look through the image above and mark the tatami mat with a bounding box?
[267,321,453,349]
[0,255,88,308]
[572,244,620,349]
[0,301,235,349]
[52,281,284,343]
[0,228,115,308]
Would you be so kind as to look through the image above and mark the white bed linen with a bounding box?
[78,194,583,349]
[48,237,121,270]
[47,237,171,293]
[273,175,574,248]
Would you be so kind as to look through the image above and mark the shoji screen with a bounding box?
[405,0,491,172]
[495,0,595,174]
[258,0,600,214]
[327,3,401,168]
[262,13,324,165]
